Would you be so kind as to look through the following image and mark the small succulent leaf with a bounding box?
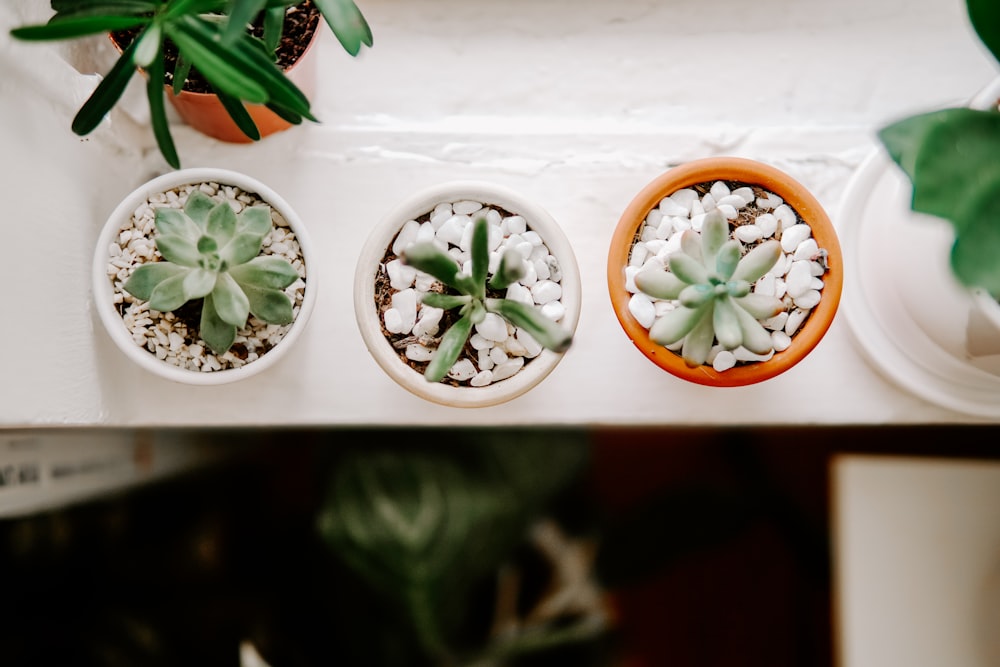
[732,241,782,283]
[679,229,702,263]
[734,303,775,355]
[968,0,1000,66]
[667,252,709,286]
[155,207,202,240]
[726,279,751,298]
[424,315,474,383]
[211,273,251,327]
[155,234,204,268]
[200,293,237,355]
[678,283,713,309]
[420,293,469,310]
[734,293,785,320]
[402,243,464,292]
[713,296,743,350]
[220,233,265,268]
[123,262,187,301]
[179,191,215,226]
[715,240,742,280]
[237,206,273,237]
[467,299,487,325]
[700,211,729,270]
[228,257,299,289]
[680,305,716,367]
[488,248,526,290]
[487,299,573,353]
[312,0,374,56]
[182,267,217,300]
[470,218,489,300]
[634,267,687,300]
[206,200,238,245]
[241,284,294,324]
[147,271,191,312]
[196,235,218,254]
[132,21,161,68]
[648,303,708,346]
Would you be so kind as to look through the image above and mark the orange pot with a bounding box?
[607,157,843,387]
[165,28,319,143]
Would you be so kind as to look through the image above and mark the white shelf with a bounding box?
[2,0,998,427]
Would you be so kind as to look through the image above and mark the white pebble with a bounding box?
[470,370,494,387]
[628,293,657,328]
[793,290,822,309]
[713,350,737,372]
[780,224,812,253]
[453,200,482,215]
[531,280,562,305]
[492,356,525,381]
[785,308,808,336]
[476,312,509,342]
[447,359,478,381]
[734,225,763,243]
[405,344,435,361]
[386,258,417,290]
[771,330,792,351]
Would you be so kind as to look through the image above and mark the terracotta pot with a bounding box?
[607,157,843,387]
[354,181,582,408]
[93,168,318,385]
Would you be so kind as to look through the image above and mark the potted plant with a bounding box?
[354,181,581,408]
[93,167,317,385]
[607,156,843,387]
[10,0,372,168]
[837,0,1000,416]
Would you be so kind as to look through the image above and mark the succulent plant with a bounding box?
[633,210,785,367]
[123,190,300,355]
[400,216,573,383]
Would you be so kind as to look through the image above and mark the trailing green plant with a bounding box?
[400,216,574,383]
[10,0,372,169]
[633,210,784,367]
[123,189,300,355]
[878,0,1000,296]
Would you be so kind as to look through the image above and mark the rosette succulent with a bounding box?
[401,216,573,383]
[123,190,300,355]
[634,210,785,367]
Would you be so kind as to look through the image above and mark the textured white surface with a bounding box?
[833,455,1000,667]
[1,0,997,426]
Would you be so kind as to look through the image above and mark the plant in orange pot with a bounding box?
[10,0,372,168]
[607,157,843,387]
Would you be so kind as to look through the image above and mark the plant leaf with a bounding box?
[71,36,139,135]
[210,272,251,327]
[649,302,709,347]
[155,234,203,268]
[182,267,217,300]
[200,292,238,355]
[237,206,272,236]
[469,217,489,300]
[420,293,470,310]
[712,295,742,349]
[228,256,299,289]
[147,271,191,312]
[734,301,775,355]
[488,248,525,290]
[486,299,573,353]
[144,43,181,169]
[731,240,781,283]
[700,211,729,270]
[680,305,716,367]
[165,18,270,104]
[215,89,261,141]
[123,262,187,300]
[715,240,741,280]
[221,233,265,268]
[206,197,238,244]
[155,207,201,239]
[678,283,713,309]
[222,0,267,45]
[262,5,285,53]
[634,268,686,300]
[11,15,148,40]
[241,284,294,324]
[182,191,217,227]
[733,293,784,320]
[312,0,373,56]
[667,252,709,286]
[950,176,1000,295]
[424,314,473,383]
[402,243,464,292]
[968,0,1000,65]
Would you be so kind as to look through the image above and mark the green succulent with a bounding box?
[10,0,372,169]
[123,189,300,355]
[633,210,785,367]
[400,216,573,383]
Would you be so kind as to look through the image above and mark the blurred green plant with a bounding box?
[10,0,372,168]
[878,0,1000,296]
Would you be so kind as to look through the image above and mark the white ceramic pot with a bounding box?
[92,168,317,385]
[839,78,1000,416]
[354,181,581,408]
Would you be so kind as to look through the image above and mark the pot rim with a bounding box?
[354,180,582,408]
[92,167,318,386]
[607,156,843,387]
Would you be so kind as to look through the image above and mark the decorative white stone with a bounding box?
[453,200,483,215]
[447,359,478,381]
[412,306,443,337]
[386,258,417,290]
[628,293,657,328]
[780,224,812,253]
[713,350,737,372]
[531,280,562,305]
[793,289,822,309]
[405,344,434,361]
[476,312,509,342]
[785,260,814,298]
[470,370,494,387]
[734,224,764,243]
[492,356,525,381]
[771,330,792,352]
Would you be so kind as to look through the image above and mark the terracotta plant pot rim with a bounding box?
[607,156,843,387]
[354,180,582,408]
[93,168,318,386]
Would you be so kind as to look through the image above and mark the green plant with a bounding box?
[400,216,574,383]
[633,210,784,367]
[878,0,1000,296]
[10,0,372,169]
[123,189,300,355]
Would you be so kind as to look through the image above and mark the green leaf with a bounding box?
[313,0,373,56]
[420,292,470,311]
[220,232,264,267]
[950,176,1000,295]
[402,243,464,292]
[241,284,294,324]
[123,262,187,300]
[677,283,713,309]
[262,5,285,53]
[734,301,775,355]
[148,271,191,312]
[50,1,159,18]
[469,217,489,300]
[229,256,299,289]
[210,272,251,327]
[172,53,193,96]
[488,248,526,290]
[714,240,741,280]
[71,36,139,135]
[155,234,203,267]
[264,100,303,125]
[680,305,716,366]
[205,198,238,244]
[165,18,270,104]
[237,206,272,236]
[700,211,729,270]
[424,314,473,383]
[634,268,686,300]
[183,191,217,227]
[11,15,148,40]
[712,295,741,349]
[132,21,161,68]
[667,252,709,286]
[182,267,217,300]
[733,293,784,320]
[486,298,573,353]
[731,240,781,283]
[200,292,238,355]
[144,44,180,169]
[215,89,261,141]
[968,0,1000,65]
[156,206,201,239]
[649,302,709,347]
